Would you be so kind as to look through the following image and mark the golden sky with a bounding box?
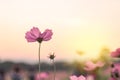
[0,0,120,63]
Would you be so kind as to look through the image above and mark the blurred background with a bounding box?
[0,0,120,80]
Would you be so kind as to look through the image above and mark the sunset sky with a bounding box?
[0,0,120,63]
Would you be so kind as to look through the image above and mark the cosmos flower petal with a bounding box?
[70,75,79,80]
[25,31,37,39]
[43,36,52,41]
[111,51,120,57]
[116,48,120,53]
[111,48,120,58]
[78,75,86,80]
[96,61,104,67]
[25,37,37,42]
[35,72,48,80]
[70,75,86,80]
[31,27,41,38]
[84,61,97,71]
[41,29,53,41]
[25,32,38,42]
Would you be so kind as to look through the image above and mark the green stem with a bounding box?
[38,43,41,73]
[53,59,56,80]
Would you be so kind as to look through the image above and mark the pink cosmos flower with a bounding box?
[35,72,49,80]
[111,63,120,72]
[70,75,86,80]
[110,63,120,79]
[84,61,104,71]
[111,48,120,58]
[86,75,94,80]
[25,27,53,43]
[96,61,104,67]
[109,78,116,80]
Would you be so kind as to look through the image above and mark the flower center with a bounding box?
[37,38,43,43]
[49,54,55,60]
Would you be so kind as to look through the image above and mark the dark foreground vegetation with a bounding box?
[0,61,73,72]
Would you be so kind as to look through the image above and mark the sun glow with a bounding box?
[0,0,120,62]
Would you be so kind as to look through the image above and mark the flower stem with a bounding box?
[38,43,41,73]
[53,59,56,80]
